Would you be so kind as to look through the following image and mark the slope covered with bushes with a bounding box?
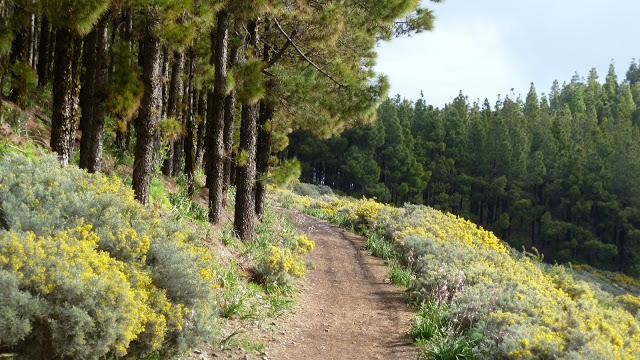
[289,63,640,276]
[0,150,315,358]
[276,185,640,359]
[0,153,220,358]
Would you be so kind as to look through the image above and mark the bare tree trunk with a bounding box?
[0,5,10,100]
[255,81,273,219]
[206,10,229,223]
[255,21,273,219]
[79,28,98,169]
[222,42,238,206]
[36,16,50,87]
[47,28,56,83]
[234,20,259,241]
[183,48,196,196]
[114,8,133,151]
[50,28,78,166]
[9,5,31,107]
[161,50,184,176]
[195,92,206,168]
[133,19,163,205]
[153,46,169,169]
[85,16,109,173]
[27,14,35,67]
[172,60,187,176]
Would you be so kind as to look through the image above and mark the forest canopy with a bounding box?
[288,61,640,276]
[0,0,441,241]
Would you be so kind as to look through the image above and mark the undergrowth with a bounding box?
[0,140,313,358]
[275,184,640,359]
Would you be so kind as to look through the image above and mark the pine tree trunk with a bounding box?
[79,28,98,170]
[255,21,273,219]
[50,28,78,166]
[173,56,188,176]
[114,8,133,152]
[222,42,239,205]
[206,10,229,223]
[195,92,206,168]
[9,6,30,107]
[172,135,183,175]
[234,20,259,241]
[153,46,169,168]
[85,17,109,173]
[27,14,35,67]
[133,20,163,205]
[183,48,196,197]
[222,90,236,203]
[37,16,50,87]
[255,85,273,219]
[0,5,9,100]
[161,50,184,176]
[47,29,56,81]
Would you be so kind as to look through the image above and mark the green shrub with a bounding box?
[291,183,333,198]
[217,263,259,319]
[9,60,38,108]
[365,231,399,261]
[251,205,313,287]
[389,262,416,287]
[421,332,477,360]
[168,185,208,223]
[0,154,220,358]
[0,269,45,348]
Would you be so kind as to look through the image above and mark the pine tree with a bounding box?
[79,14,109,173]
[161,50,185,176]
[222,42,239,204]
[132,9,163,205]
[234,19,260,240]
[206,9,230,223]
[183,48,197,196]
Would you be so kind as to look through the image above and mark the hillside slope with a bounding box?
[274,186,640,359]
[0,148,314,359]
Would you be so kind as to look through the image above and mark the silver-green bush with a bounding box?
[0,153,220,358]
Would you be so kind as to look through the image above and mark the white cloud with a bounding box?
[376,0,640,107]
[376,14,524,106]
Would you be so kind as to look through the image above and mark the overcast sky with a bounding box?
[375,0,640,107]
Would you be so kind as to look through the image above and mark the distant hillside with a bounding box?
[288,62,640,277]
[276,184,640,359]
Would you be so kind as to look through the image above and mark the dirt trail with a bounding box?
[266,213,417,360]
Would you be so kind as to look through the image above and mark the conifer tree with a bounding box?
[161,50,184,176]
[234,18,260,240]
[206,8,230,223]
[132,7,164,204]
[183,48,197,196]
[288,61,640,275]
[222,42,239,204]
[79,14,109,172]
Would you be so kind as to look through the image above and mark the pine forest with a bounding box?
[0,0,639,359]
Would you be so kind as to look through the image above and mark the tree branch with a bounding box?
[273,18,345,88]
[266,29,297,68]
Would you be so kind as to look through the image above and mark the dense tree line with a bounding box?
[0,0,440,241]
[289,62,640,275]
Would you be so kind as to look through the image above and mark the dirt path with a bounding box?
[266,213,417,360]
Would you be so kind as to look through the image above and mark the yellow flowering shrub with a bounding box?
[0,154,220,358]
[295,234,316,254]
[0,226,165,357]
[293,195,313,208]
[275,188,640,359]
[351,198,385,225]
[573,263,640,293]
[616,294,640,315]
[260,245,306,284]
